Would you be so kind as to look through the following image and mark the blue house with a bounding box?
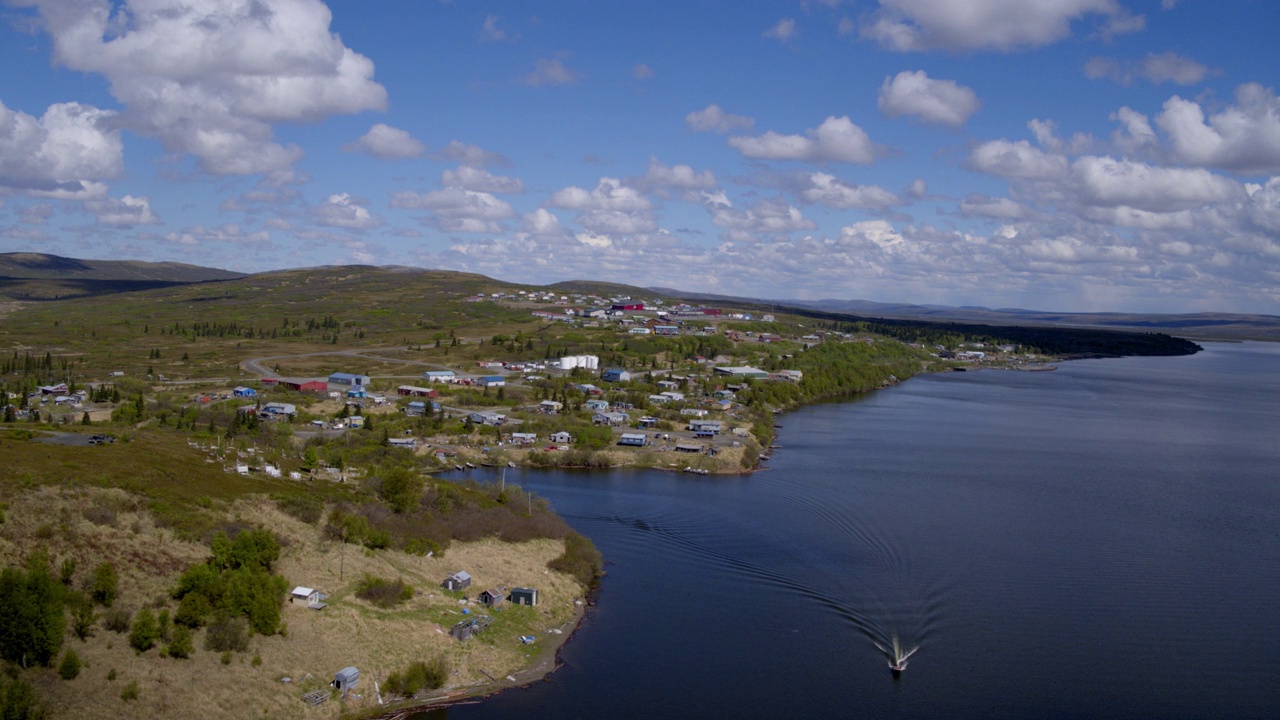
[602,368,632,383]
[232,386,256,397]
[480,375,506,387]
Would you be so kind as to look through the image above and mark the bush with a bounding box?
[103,607,132,634]
[120,680,139,701]
[174,592,212,628]
[548,531,603,589]
[130,608,159,653]
[89,562,118,607]
[273,494,322,524]
[204,615,250,653]
[168,625,193,659]
[59,649,81,680]
[355,576,414,609]
[383,657,450,698]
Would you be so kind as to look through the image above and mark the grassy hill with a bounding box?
[0,253,247,301]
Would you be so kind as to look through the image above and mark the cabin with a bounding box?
[594,411,629,427]
[290,586,327,609]
[510,432,537,445]
[478,589,504,607]
[468,411,506,426]
[232,386,256,397]
[539,400,563,414]
[442,571,472,591]
[618,433,648,447]
[387,437,416,449]
[333,666,359,692]
[509,587,539,606]
[550,431,573,444]
[688,420,722,434]
[423,370,456,381]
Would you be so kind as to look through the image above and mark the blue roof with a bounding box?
[481,375,504,381]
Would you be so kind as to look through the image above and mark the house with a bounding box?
[688,420,722,434]
[654,325,680,335]
[328,372,370,387]
[261,402,296,417]
[397,385,439,398]
[478,588,504,607]
[387,438,416,449]
[290,586,327,609]
[584,399,609,412]
[628,327,652,335]
[479,375,506,387]
[550,431,573,444]
[618,433,648,447]
[423,370,456,381]
[510,432,537,445]
[468,411,506,426]
[442,571,472,591]
[713,389,736,400]
[602,368,632,383]
[656,380,679,389]
[347,416,365,429]
[232,386,256,397]
[538,400,563,414]
[637,416,659,428]
[675,443,702,453]
[660,391,685,402]
[594,411,629,427]
[509,587,539,606]
[39,384,69,395]
[345,387,366,399]
[611,302,644,311]
[647,394,671,404]
[681,408,709,418]
[333,667,359,692]
[405,400,428,416]
[713,366,770,379]
[777,369,804,381]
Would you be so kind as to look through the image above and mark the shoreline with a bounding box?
[371,591,593,718]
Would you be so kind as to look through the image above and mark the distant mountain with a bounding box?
[0,252,246,301]
[648,287,1280,341]
[0,253,244,282]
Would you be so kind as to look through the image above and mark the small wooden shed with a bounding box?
[333,666,359,691]
[478,588,504,607]
[442,571,472,591]
[509,587,538,606]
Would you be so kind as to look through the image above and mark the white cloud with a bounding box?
[0,99,123,192]
[763,18,798,41]
[729,116,881,164]
[862,0,1139,52]
[314,193,381,230]
[710,198,816,234]
[632,158,717,192]
[549,178,652,212]
[960,194,1029,219]
[480,14,512,42]
[1109,107,1160,156]
[802,173,900,209]
[440,166,524,194]
[878,70,980,127]
[391,188,515,233]
[1155,84,1280,174]
[85,194,160,226]
[522,208,563,235]
[522,57,580,86]
[685,104,755,133]
[342,123,425,160]
[633,63,654,81]
[1084,52,1211,86]
[434,140,507,168]
[1070,156,1242,212]
[19,0,387,176]
[577,210,658,235]
[967,139,1069,179]
[165,223,270,247]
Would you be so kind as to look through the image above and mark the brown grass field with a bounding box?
[0,487,584,720]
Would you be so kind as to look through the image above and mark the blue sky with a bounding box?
[2,0,1279,314]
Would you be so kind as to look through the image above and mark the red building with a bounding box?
[611,303,645,311]
[280,380,328,392]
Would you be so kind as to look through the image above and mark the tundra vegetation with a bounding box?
[0,260,1197,718]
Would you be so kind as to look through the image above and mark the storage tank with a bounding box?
[585,355,599,370]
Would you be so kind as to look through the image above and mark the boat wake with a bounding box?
[874,634,920,674]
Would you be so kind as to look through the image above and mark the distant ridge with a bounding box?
[0,252,244,283]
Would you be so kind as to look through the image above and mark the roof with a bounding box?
[451,571,472,581]
[291,586,315,596]
[335,666,359,679]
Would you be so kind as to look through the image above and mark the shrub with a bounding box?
[355,576,414,609]
[82,506,117,528]
[103,607,132,634]
[69,591,98,640]
[107,669,117,682]
[59,649,81,680]
[120,680,139,701]
[129,608,159,653]
[59,557,76,586]
[89,562,118,607]
[168,626,193,659]
[548,531,603,589]
[204,615,250,653]
[174,592,212,628]
[273,494,322,524]
[383,657,450,698]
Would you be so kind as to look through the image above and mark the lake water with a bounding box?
[426,342,1280,720]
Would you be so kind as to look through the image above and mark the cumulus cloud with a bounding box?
[342,124,425,159]
[967,139,1069,179]
[1084,52,1211,86]
[85,194,160,226]
[878,70,980,127]
[549,177,653,212]
[960,194,1029,219]
[862,0,1141,52]
[763,18,798,41]
[0,99,123,192]
[1070,156,1242,212]
[165,223,271,247]
[1155,83,1280,174]
[522,208,564,235]
[710,198,816,234]
[801,173,900,209]
[480,14,514,42]
[685,104,755,133]
[313,193,382,230]
[522,57,580,86]
[631,157,717,193]
[440,166,524,194]
[433,140,507,168]
[391,188,515,233]
[17,0,387,177]
[729,116,882,164]
[632,63,654,81]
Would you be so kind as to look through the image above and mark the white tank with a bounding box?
[585,355,599,370]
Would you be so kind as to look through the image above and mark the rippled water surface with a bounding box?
[428,342,1280,720]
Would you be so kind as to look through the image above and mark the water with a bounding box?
[426,342,1280,719]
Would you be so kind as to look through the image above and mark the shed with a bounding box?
[550,431,573,444]
[333,666,359,691]
[509,587,538,606]
[618,433,648,447]
[290,586,327,609]
[478,588,504,607]
[443,571,472,591]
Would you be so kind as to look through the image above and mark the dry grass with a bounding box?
[5,490,584,720]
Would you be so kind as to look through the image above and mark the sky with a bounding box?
[1,0,1279,315]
